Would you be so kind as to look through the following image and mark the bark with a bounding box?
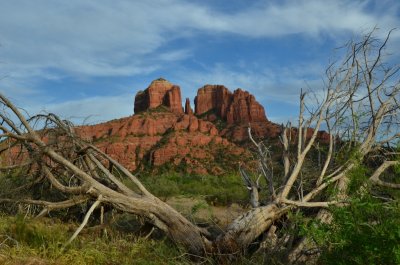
[214,204,286,253]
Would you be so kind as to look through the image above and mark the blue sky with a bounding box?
[0,0,399,124]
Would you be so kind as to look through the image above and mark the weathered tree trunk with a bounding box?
[105,194,211,255]
[214,204,286,253]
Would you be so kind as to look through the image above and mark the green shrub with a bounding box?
[296,162,400,265]
[315,197,400,265]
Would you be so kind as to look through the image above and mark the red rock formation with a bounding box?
[194,85,267,125]
[194,85,232,118]
[165,85,183,114]
[226,89,267,124]
[220,122,281,142]
[193,85,271,141]
[188,116,199,132]
[5,79,332,175]
[134,78,183,114]
[185,98,193,115]
[75,110,245,173]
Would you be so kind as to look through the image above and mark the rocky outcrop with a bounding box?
[194,85,267,125]
[193,85,270,141]
[134,78,183,114]
[166,86,183,114]
[185,98,193,115]
[220,122,281,141]
[6,78,331,175]
[132,80,275,143]
[226,89,267,124]
[133,80,269,141]
[195,85,232,118]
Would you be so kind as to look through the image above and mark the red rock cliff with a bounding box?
[226,89,267,124]
[79,79,332,173]
[194,85,267,125]
[194,85,232,119]
[134,78,183,114]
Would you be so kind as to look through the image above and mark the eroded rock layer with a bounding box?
[77,111,246,174]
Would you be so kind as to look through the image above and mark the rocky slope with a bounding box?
[77,109,246,175]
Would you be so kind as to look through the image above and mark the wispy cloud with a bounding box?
[163,61,325,124]
[1,0,397,80]
[27,94,135,125]
[176,61,325,103]
[0,0,398,123]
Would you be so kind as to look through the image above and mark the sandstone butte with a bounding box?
[75,78,329,174]
[134,78,183,114]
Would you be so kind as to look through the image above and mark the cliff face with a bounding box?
[226,89,267,124]
[194,85,267,125]
[134,80,270,131]
[134,78,183,114]
[193,85,277,141]
[194,85,232,119]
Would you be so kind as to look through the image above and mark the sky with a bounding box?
[0,0,399,125]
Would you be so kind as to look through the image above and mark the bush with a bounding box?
[314,197,400,265]
[298,162,400,265]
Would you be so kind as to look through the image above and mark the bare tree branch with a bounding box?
[369,160,400,189]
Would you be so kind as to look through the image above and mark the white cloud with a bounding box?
[28,94,135,125]
[0,0,397,82]
[176,61,325,104]
[0,0,398,123]
[188,0,398,38]
[170,61,329,123]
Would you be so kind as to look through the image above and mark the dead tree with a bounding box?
[0,29,399,262]
[241,28,400,262]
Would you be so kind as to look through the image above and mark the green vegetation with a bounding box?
[0,214,191,265]
[140,172,248,205]
[297,165,400,265]
[318,197,400,265]
[138,105,171,118]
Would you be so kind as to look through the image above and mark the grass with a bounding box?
[0,213,264,265]
[139,172,249,205]
[0,214,192,265]
[0,169,256,264]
